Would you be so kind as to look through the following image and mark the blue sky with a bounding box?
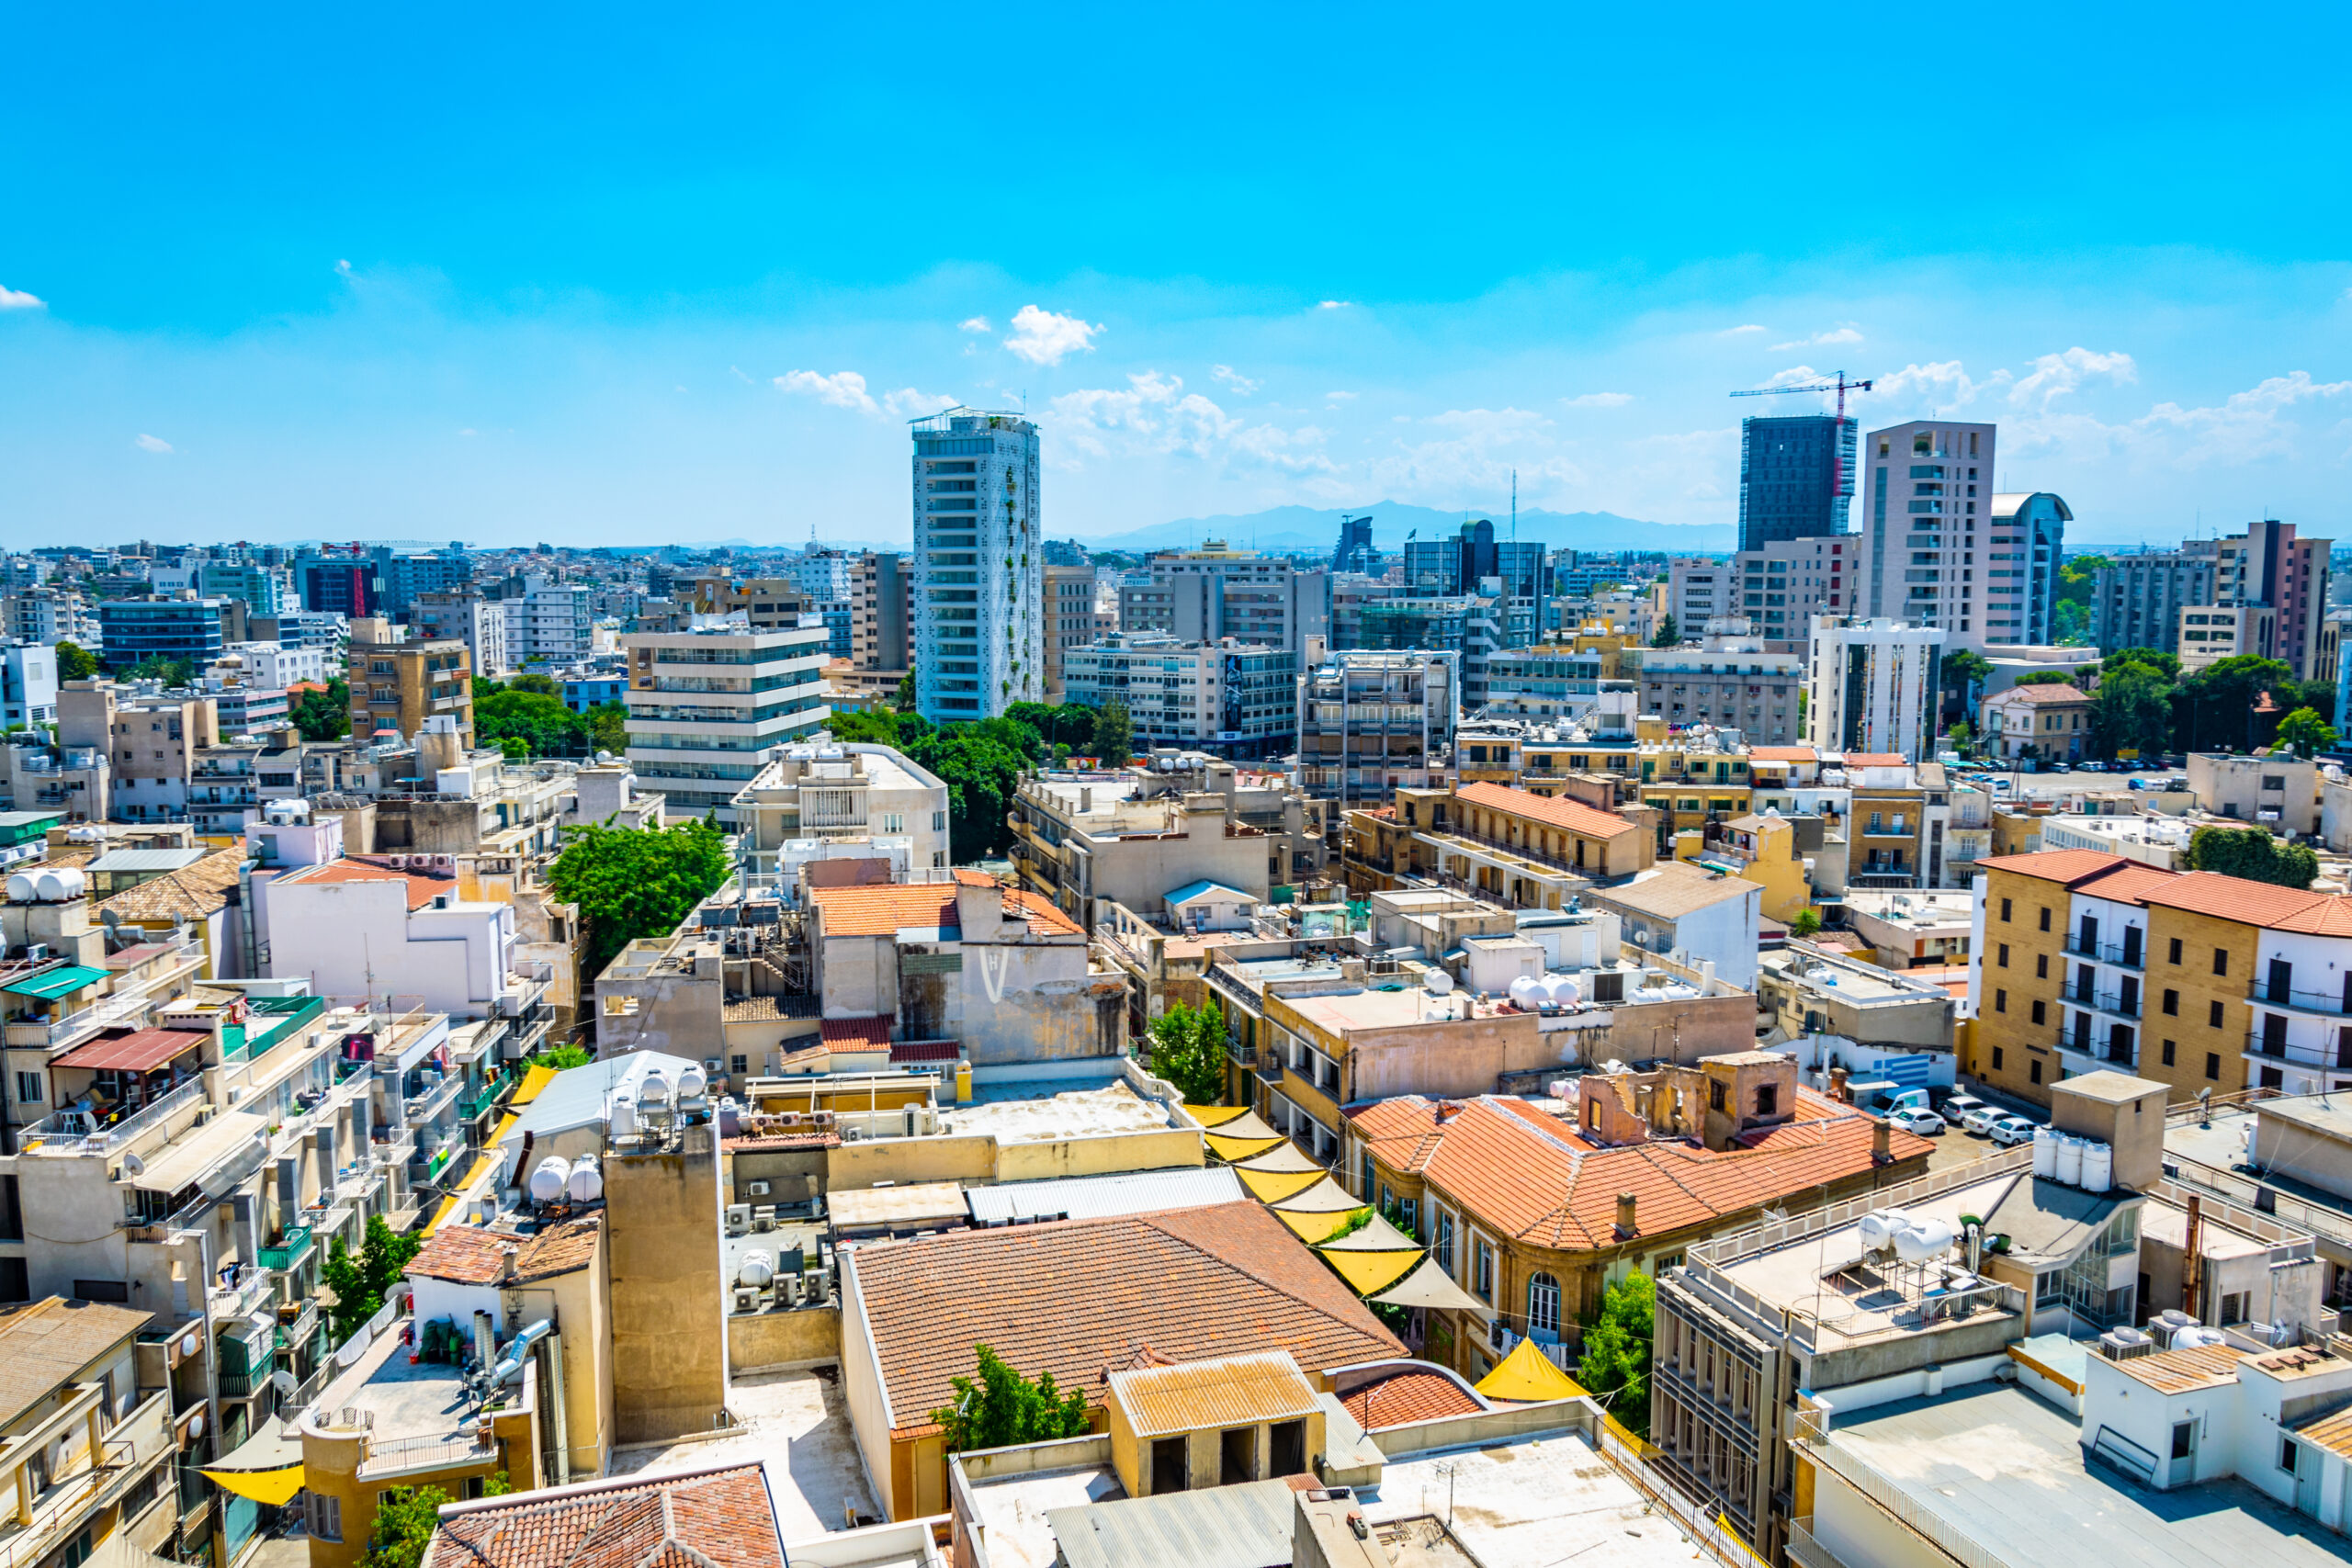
[5,6,2351,548]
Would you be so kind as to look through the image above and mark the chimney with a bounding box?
[1871,1120,1892,1165]
[1614,1191,1637,1239]
[1829,1066,1850,1103]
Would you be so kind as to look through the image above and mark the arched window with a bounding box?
[1528,1272,1561,1338]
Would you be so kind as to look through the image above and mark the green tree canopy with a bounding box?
[1577,1271,1656,1438]
[537,1043,591,1069]
[475,681,596,761]
[2092,664,2175,761]
[1650,615,1679,649]
[53,641,97,682]
[931,1346,1091,1454]
[363,1476,512,1568]
[2104,647,2180,680]
[1094,700,1134,767]
[548,818,733,976]
[2176,655,2296,753]
[904,728,1031,862]
[2013,670,2075,687]
[1146,1001,1227,1105]
[2275,706,2339,760]
[1790,908,1822,939]
[319,1215,423,1343]
[2182,826,2318,889]
[290,678,352,741]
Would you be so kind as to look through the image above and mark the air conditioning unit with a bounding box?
[432,855,455,870]
[725,1204,752,1234]
[747,1180,771,1197]
[752,1206,777,1231]
[704,1057,722,1073]
[734,1289,756,1314]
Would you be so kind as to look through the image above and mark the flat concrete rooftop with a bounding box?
[330,1325,476,1442]
[1821,1382,2352,1568]
[610,1367,879,1538]
[937,1077,1181,1143]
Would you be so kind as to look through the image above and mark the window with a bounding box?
[1992,1046,2004,1069]
[932,810,946,831]
[2000,897,2012,923]
[2162,1039,2177,1066]
[2281,1436,2300,1474]
[2210,1000,2225,1029]
[2221,1291,2250,1325]
[2206,1052,2222,1081]
[1998,943,2009,968]
[1996,989,2007,1014]
[11,1073,39,1106]
[72,1279,128,1303]
[2169,937,2184,964]
[2162,989,2178,1016]
[1436,1212,1456,1277]
[1756,1084,1778,1117]
[2030,1059,2043,1085]
[2214,949,2229,976]
[2040,907,2052,932]
[2031,999,2046,1025]
[730,1055,748,1076]
[1709,1081,1726,1111]
[2037,953,2049,980]
[1528,1272,1561,1337]
[1474,1241,1495,1302]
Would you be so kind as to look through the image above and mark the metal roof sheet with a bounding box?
[0,965,109,1000]
[85,849,212,874]
[1106,1349,1320,1439]
[965,1167,1245,1227]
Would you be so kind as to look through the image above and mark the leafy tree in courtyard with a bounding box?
[1146,1002,1227,1104]
[893,668,918,713]
[1577,1271,1655,1438]
[2093,664,2176,761]
[290,678,352,741]
[932,1346,1091,1453]
[54,641,98,682]
[2275,706,2339,760]
[585,701,630,755]
[537,1043,591,1069]
[1650,615,1679,649]
[320,1215,424,1342]
[548,818,732,977]
[1094,700,1134,767]
[903,728,1029,862]
[2182,826,2318,890]
[1939,650,1993,725]
[2012,671,2073,687]
[364,1475,512,1568]
[2176,655,2294,754]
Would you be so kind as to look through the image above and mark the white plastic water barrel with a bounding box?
[1509,975,1545,1010]
[2032,1126,2059,1178]
[2080,1139,2113,1191]
[738,1250,775,1289]
[2054,1135,2084,1187]
[675,1064,708,1100]
[1859,1209,1905,1252]
[609,1096,637,1136]
[638,1068,673,1106]
[566,1155,603,1202]
[1894,1218,1957,1262]
[528,1156,572,1204]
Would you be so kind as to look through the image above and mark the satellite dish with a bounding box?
[120,1154,144,1178]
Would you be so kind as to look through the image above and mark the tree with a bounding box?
[476,683,594,759]
[2177,655,2295,753]
[2012,671,2073,687]
[893,668,918,713]
[1577,1271,1655,1438]
[53,641,97,682]
[1094,700,1133,767]
[2182,826,2318,890]
[904,728,1030,862]
[584,701,630,756]
[319,1215,424,1342]
[119,656,195,687]
[931,1346,1091,1454]
[364,1476,512,1568]
[2092,664,2175,761]
[2275,706,2339,760]
[290,678,352,741]
[1650,615,1679,649]
[1939,650,1993,725]
[537,1043,591,1069]
[548,818,733,976]
[508,672,562,697]
[2104,647,2180,681]
[1790,908,1822,939]
[1146,1002,1227,1104]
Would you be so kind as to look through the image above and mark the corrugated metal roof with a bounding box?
[85,849,212,874]
[1047,1476,1296,1568]
[1106,1349,1319,1439]
[0,965,109,1000]
[965,1167,1245,1227]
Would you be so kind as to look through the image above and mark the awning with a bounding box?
[1270,1179,1364,1213]
[1200,1110,1278,1143]
[200,1462,305,1507]
[52,1030,209,1074]
[1372,1256,1495,1317]
[1,965,108,1000]
[1232,1143,1322,1175]
[1476,1336,1585,1401]
[488,1111,521,1145]
[1320,1246,1422,1296]
[126,1110,268,1193]
[1204,1132,1287,1163]
[1275,1204,1367,1245]
[423,1149,504,1235]
[1234,1166,1329,1204]
[1183,1104,1256,1129]
[510,1064,559,1106]
[1316,1213,1420,1252]
[201,1413,306,1504]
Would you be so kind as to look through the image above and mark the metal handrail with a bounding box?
[22,1077,207,1157]
[2245,978,2352,1017]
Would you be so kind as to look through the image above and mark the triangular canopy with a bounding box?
[1270,1179,1365,1213]
[1315,1213,1421,1252]
[1233,1142,1322,1175]
[1235,1165,1329,1203]
[1371,1256,1495,1317]
[1321,1246,1423,1297]
[1275,1204,1368,1245]
[1205,1133,1287,1162]
[1184,1104,1257,1128]
[1475,1335,1586,1401]
[1202,1110,1278,1142]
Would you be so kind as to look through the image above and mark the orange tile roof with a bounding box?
[820,1016,892,1049]
[1340,1369,1484,1429]
[1455,782,1638,840]
[1973,849,2132,886]
[408,1214,602,1286]
[1346,1097,1453,1174]
[1748,747,1818,762]
[809,881,1082,939]
[1388,1092,1927,1254]
[1840,753,1910,768]
[2078,864,2187,905]
[1993,683,2089,705]
[284,857,458,910]
[427,1463,782,1568]
[2136,871,2352,934]
[849,1201,1404,1437]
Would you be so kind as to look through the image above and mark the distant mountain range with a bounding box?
[1057,501,1735,556]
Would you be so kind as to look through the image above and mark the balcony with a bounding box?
[2244,1030,2352,1072]
[2063,935,2145,970]
[1254,1057,1286,1087]
[258,1225,314,1272]
[1226,1036,1256,1068]
[21,1076,205,1158]
[2058,979,2140,1019]
[402,1071,463,1127]
[2245,978,2352,1019]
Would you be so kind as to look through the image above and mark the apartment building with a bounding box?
[96,599,234,668]
[784,548,853,605]
[1804,616,1946,763]
[412,591,510,679]
[221,639,326,693]
[1584,861,1765,988]
[1115,543,1329,656]
[910,408,1041,721]
[1474,645,1609,721]
[0,643,58,729]
[1737,412,1855,551]
[58,682,220,826]
[1061,634,1299,760]
[1625,623,1803,743]
[1294,647,1458,804]
[2187,750,2319,835]
[5,589,99,650]
[727,741,952,879]
[844,551,912,699]
[1663,558,1730,634]
[1352,592,1521,708]
[2090,546,2217,655]
[1981,681,2093,763]
[1859,421,2025,649]
[1844,754,1951,888]
[503,580,594,668]
[1970,848,2352,1106]
[1989,491,2071,645]
[1042,561,1096,702]
[345,619,475,748]
[621,618,831,825]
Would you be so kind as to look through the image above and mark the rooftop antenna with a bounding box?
[1511,469,1518,543]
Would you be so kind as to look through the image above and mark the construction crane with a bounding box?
[1731,371,1874,497]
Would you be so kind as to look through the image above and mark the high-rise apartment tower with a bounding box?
[912,408,1042,720]
[1737,413,1856,552]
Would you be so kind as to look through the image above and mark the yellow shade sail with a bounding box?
[1232,1142,1322,1175]
[1275,1204,1368,1245]
[511,1064,559,1106]
[1183,1105,1255,1128]
[1270,1179,1364,1213]
[1316,1213,1420,1252]
[1319,1245,1422,1297]
[200,1463,306,1506]
[1475,1336,1587,1404]
[1234,1166,1329,1204]
[1205,1132,1287,1163]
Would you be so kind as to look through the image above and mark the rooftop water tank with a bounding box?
[1545,975,1583,1007]
[1894,1218,1957,1263]
[609,1096,637,1137]
[566,1155,602,1202]
[2173,1325,2228,1348]
[738,1250,775,1290]
[638,1068,673,1106]
[1425,970,1455,996]
[5,874,35,904]
[528,1156,572,1205]
[1859,1209,1906,1252]
[1508,975,1545,1010]
[675,1064,708,1100]
[2054,1134,2085,1187]
[2032,1126,2059,1179]
[2080,1139,2113,1191]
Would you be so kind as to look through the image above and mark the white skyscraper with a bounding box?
[1804,615,1947,762]
[911,408,1042,720]
[1857,420,1997,649]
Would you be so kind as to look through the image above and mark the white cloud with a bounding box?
[2008,346,2138,410]
[1720,323,1767,335]
[958,316,991,333]
[1317,300,1351,310]
[1049,372,1331,474]
[1211,365,1260,395]
[133,434,173,454]
[334,259,354,279]
[1365,408,1585,502]
[458,428,478,437]
[1324,390,1357,403]
[728,365,756,385]
[1003,305,1102,367]
[1770,324,1865,351]
[0,284,46,310]
[1565,392,1634,408]
[1871,360,2007,413]
[775,371,955,420]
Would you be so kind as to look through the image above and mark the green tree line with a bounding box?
[826,698,1130,863]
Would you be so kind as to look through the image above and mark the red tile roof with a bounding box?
[51,1029,207,1073]
[1748,747,1818,762]
[1455,782,1638,840]
[1840,753,1910,769]
[2138,872,2352,934]
[1346,1097,1455,1175]
[1340,1369,1484,1429]
[820,1016,891,1049]
[409,1215,603,1287]
[1973,849,2132,886]
[889,1040,961,1064]
[427,1463,783,1568]
[1376,1092,1927,1254]
[809,882,1082,939]
[284,858,458,910]
[849,1201,1404,1437]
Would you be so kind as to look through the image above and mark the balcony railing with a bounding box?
[2244,1031,2352,1071]
[2062,936,2144,969]
[356,1427,497,1480]
[44,987,157,1050]
[2245,978,2352,1018]
[22,1076,207,1158]
[402,1072,463,1126]
[258,1225,313,1272]
[2058,979,2139,1017]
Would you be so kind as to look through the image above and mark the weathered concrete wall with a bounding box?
[727,1304,841,1372]
[595,971,726,1059]
[969,975,1126,1066]
[827,1134,997,1191]
[993,1127,1203,1182]
[605,1125,728,1444]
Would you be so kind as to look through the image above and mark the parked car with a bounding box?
[1888,1108,1945,1136]
[2079,760,2105,772]
[1960,1105,2005,1136]
[1988,1114,2037,1146]
[1941,1092,1992,1122]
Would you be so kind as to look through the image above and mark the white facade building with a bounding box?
[912,408,1042,721]
[1062,634,1299,759]
[224,639,326,692]
[729,741,952,877]
[621,616,831,824]
[0,644,57,727]
[506,581,593,668]
[1805,615,1947,763]
[1858,420,2000,649]
[786,549,854,605]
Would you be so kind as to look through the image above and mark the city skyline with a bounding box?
[3,10,2349,547]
